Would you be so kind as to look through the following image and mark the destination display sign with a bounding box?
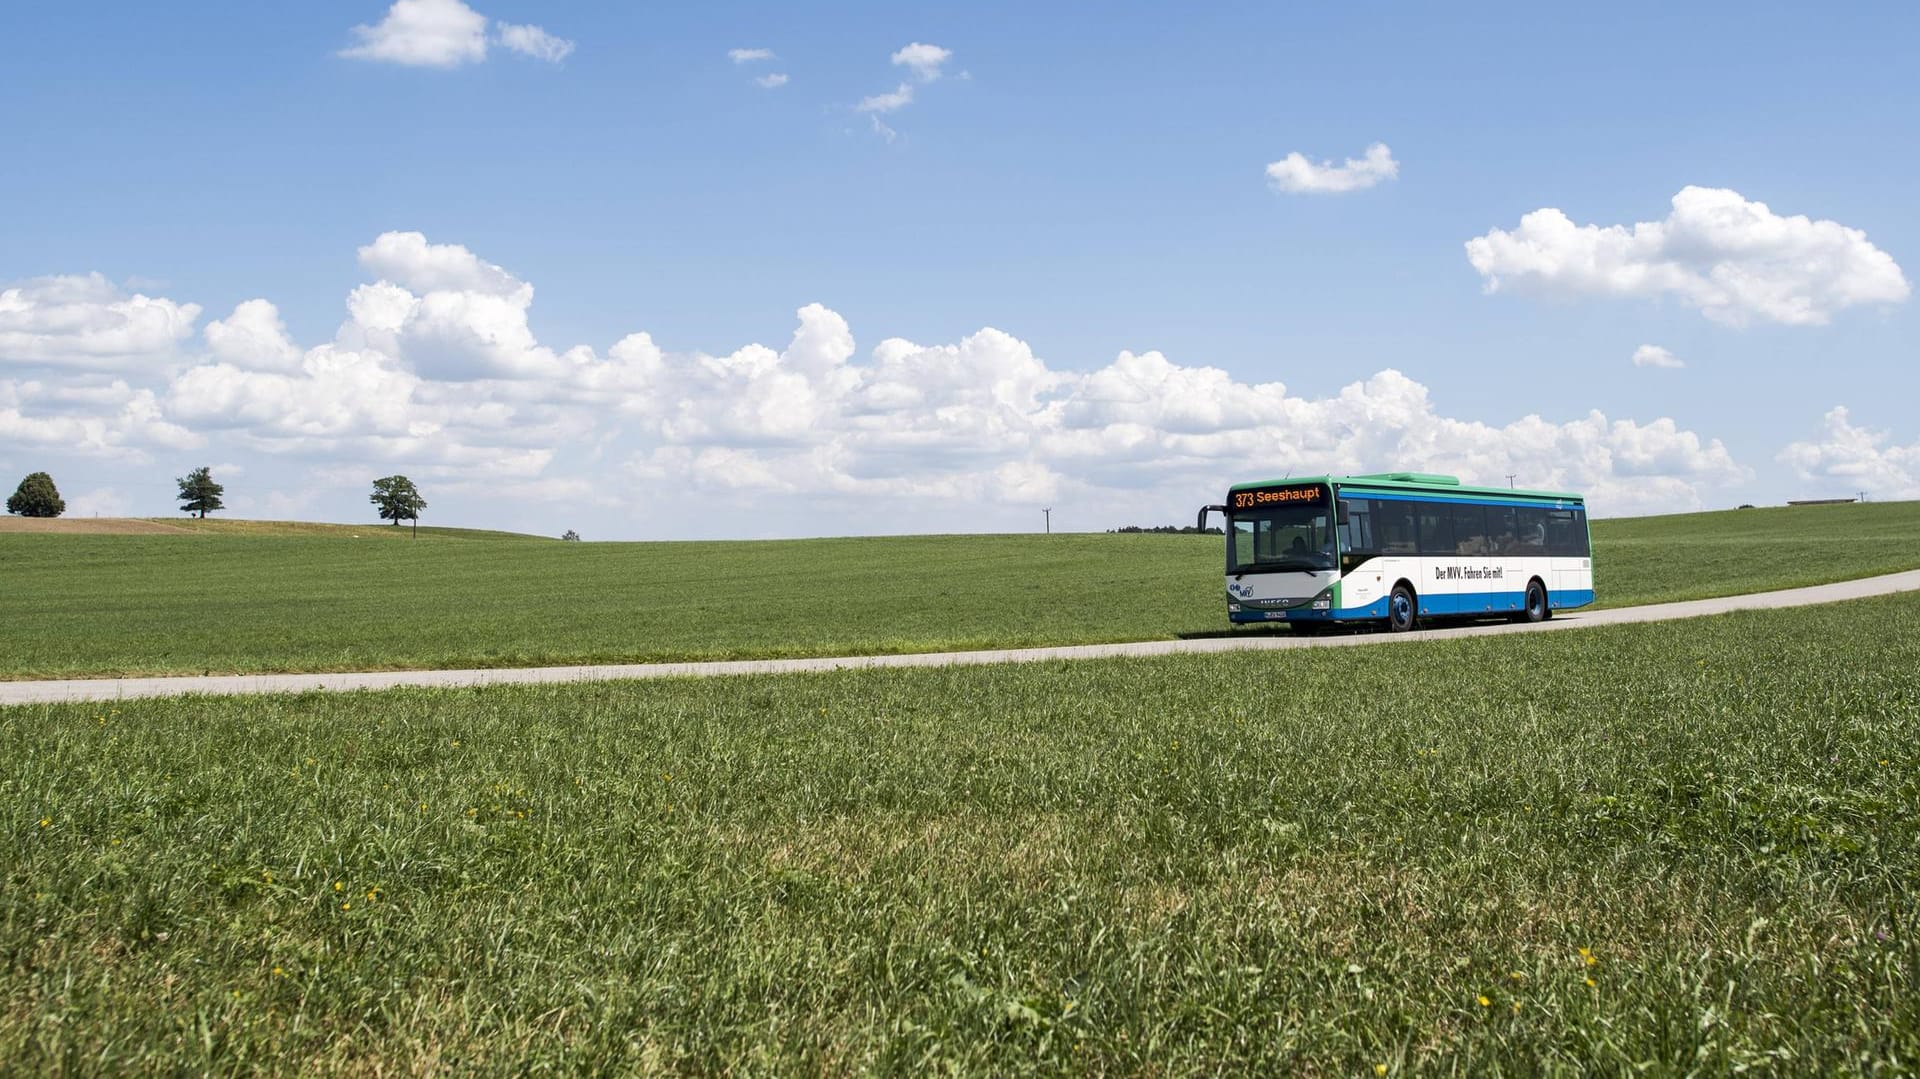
[1229,483,1327,511]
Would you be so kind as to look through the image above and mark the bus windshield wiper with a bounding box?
[1236,558,1322,577]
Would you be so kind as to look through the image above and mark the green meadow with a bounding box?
[2,501,1918,679]
[5,595,1916,1073]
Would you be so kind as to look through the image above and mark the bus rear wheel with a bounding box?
[1518,578,1550,623]
[1387,584,1417,633]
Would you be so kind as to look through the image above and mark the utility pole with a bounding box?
[1506,474,1516,489]
[1043,507,1052,534]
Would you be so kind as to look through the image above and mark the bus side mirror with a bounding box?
[1197,504,1225,531]
[1336,503,1349,525]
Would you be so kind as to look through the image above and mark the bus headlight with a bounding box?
[1228,603,1242,613]
[1311,597,1331,610]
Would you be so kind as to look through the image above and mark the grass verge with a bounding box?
[2,500,1917,679]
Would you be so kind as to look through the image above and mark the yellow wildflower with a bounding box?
[1476,995,1491,1008]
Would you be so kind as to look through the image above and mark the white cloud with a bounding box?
[728,48,774,64]
[755,73,789,89]
[356,231,528,300]
[1465,187,1910,326]
[496,22,574,63]
[891,42,952,82]
[857,83,914,114]
[341,1,570,68]
[0,378,200,461]
[0,274,201,372]
[1265,142,1399,195]
[1631,344,1683,369]
[340,0,489,67]
[854,43,954,137]
[600,306,1740,517]
[205,299,304,372]
[5,232,1753,532]
[1778,406,1920,500]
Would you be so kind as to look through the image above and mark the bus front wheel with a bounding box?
[1518,578,1550,624]
[1387,584,1418,633]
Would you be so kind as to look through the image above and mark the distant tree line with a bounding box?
[1107,524,1224,535]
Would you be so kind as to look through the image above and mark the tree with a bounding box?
[561,529,581,542]
[176,466,224,518]
[6,472,65,518]
[370,475,427,526]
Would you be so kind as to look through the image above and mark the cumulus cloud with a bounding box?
[603,311,1741,517]
[4,232,1753,529]
[340,0,488,67]
[356,231,528,300]
[1631,344,1683,369]
[1265,142,1399,195]
[0,273,201,372]
[1466,187,1910,326]
[728,48,774,63]
[0,378,200,461]
[891,42,952,82]
[205,299,304,372]
[340,0,570,67]
[755,73,789,89]
[1779,406,1920,500]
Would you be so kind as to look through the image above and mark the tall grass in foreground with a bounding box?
[4,595,1917,1073]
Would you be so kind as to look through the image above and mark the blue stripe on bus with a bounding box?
[1333,488,1584,510]
[1228,587,1597,624]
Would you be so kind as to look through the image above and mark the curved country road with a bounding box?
[6,569,1919,706]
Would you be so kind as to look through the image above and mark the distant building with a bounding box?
[1786,497,1858,506]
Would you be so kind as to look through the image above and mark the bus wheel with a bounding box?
[1387,584,1417,632]
[1519,578,1550,623]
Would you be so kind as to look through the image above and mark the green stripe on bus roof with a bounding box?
[1227,474,1583,501]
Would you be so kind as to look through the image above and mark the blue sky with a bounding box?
[2,2,1914,537]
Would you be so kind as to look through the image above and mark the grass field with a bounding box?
[2,501,1917,680]
[4,594,1915,1072]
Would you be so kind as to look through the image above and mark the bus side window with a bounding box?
[1515,507,1547,554]
[1376,501,1417,553]
[1341,498,1374,553]
[1487,506,1518,555]
[1416,501,1454,556]
[1543,503,1589,552]
[1546,510,1583,557]
[1451,503,1489,556]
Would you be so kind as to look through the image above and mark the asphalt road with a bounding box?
[6,569,1918,706]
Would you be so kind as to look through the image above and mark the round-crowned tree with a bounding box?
[371,475,427,526]
[7,472,65,518]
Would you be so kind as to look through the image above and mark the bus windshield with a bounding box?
[1230,503,1336,573]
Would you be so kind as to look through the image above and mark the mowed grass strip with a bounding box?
[4,595,1917,1073]
[3,500,1918,679]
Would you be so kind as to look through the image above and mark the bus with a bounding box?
[1196,472,1593,631]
